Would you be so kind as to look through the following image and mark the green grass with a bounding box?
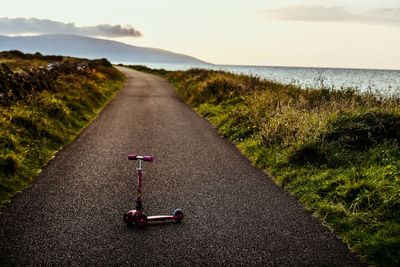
[127,65,400,266]
[0,52,125,207]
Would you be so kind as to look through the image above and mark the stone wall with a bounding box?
[0,53,112,104]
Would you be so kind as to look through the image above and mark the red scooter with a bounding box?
[123,155,184,227]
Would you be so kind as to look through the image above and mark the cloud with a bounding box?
[260,6,400,26]
[0,17,142,37]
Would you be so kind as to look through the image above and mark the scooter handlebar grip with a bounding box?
[143,156,153,162]
[128,155,137,160]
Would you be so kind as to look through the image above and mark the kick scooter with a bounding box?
[123,155,184,227]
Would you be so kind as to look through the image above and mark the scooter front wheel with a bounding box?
[123,210,135,225]
[173,209,184,222]
[135,213,148,228]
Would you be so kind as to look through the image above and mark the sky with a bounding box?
[1,0,400,69]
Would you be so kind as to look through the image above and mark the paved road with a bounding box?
[0,67,365,265]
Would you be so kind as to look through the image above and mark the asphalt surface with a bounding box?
[0,67,366,266]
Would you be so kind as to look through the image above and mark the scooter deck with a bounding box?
[147,215,177,221]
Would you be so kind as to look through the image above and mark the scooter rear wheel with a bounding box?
[173,209,184,222]
[135,213,148,228]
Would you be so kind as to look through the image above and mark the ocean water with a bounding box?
[118,62,400,96]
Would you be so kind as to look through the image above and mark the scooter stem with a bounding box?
[127,155,152,211]
[136,159,143,211]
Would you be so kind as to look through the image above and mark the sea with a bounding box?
[118,62,400,96]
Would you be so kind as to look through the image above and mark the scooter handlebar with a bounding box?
[128,155,153,162]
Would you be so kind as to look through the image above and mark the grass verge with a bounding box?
[0,52,125,207]
[127,65,400,266]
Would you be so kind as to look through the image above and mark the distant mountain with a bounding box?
[0,34,209,65]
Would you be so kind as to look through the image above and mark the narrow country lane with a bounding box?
[0,67,365,265]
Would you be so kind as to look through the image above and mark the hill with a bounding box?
[0,34,209,65]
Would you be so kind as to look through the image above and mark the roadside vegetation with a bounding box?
[127,65,400,266]
[0,51,125,207]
